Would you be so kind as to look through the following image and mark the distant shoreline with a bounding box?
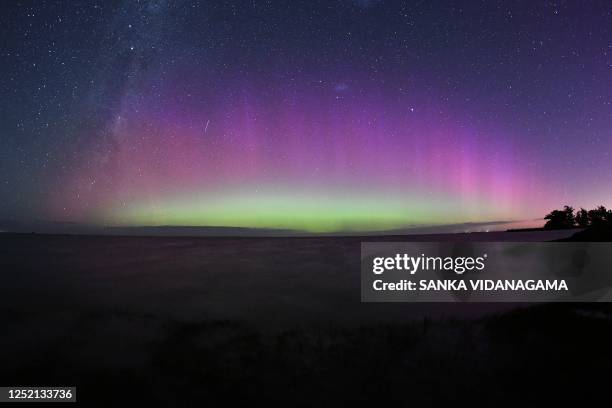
[506,227,583,232]
[0,228,579,242]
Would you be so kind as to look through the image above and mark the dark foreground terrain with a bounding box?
[1,230,610,406]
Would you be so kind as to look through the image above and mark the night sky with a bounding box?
[1,0,611,232]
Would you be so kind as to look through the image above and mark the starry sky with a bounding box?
[1,0,611,232]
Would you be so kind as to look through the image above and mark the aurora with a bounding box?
[2,1,610,233]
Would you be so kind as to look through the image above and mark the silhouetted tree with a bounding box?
[544,205,575,229]
[575,207,590,228]
[588,205,610,227]
[544,204,612,232]
[561,205,612,240]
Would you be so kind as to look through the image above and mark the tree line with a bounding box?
[544,205,612,230]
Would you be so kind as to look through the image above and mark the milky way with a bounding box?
[2,1,611,232]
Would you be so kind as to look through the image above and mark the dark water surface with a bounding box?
[0,231,575,329]
[3,230,606,406]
